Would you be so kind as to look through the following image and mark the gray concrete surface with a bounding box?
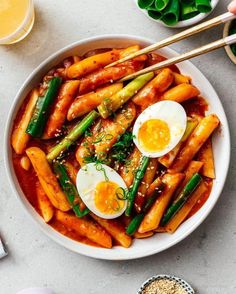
[0,0,235,293]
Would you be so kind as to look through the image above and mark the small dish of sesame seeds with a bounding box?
[137,275,195,294]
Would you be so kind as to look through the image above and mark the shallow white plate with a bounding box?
[133,0,219,28]
[4,35,230,260]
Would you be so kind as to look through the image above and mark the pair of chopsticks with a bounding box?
[107,12,236,81]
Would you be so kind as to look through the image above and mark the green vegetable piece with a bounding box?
[47,110,99,162]
[181,119,198,142]
[155,0,170,11]
[180,0,194,4]
[53,162,89,217]
[126,213,145,235]
[161,0,180,26]
[231,44,236,57]
[126,180,165,235]
[97,72,154,119]
[26,77,62,137]
[160,173,202,226]
[229,20,236,35]
[180,3,199,21]
[138,0,155,9]
[229,21,236,56]
[195,0,212,13]
[147,8,163,19]
[125,156,150,217]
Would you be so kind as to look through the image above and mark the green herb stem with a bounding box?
[160,173,202,226]
[126,179,165,235]
[97,72,154,119]
[26,77,62,137]
[125,156,150,217]
[47,110,99,162]
[53,161,89,217]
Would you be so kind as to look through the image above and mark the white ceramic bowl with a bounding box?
[134,0,219,28]
[4,35,230,260]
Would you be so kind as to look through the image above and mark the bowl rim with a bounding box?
[133,0,219,28]
[4,34,231,260]
[223,20,236,65]
[137,274,195,294]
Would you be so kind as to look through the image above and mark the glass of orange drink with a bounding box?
[0,0,35,45]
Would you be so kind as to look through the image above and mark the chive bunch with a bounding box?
[137,0,212,26]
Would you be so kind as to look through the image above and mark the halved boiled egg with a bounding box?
[133,101,187,158]
[76,163,127,219]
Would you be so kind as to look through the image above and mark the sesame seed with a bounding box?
[141,278,187,294]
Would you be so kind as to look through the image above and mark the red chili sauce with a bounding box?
[11,49,213,246]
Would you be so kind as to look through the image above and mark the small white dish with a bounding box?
[137,274,195,294]
[223,20,236,64]
[16,288,54,294]
[4,34,230,260]
[133,0,219,28]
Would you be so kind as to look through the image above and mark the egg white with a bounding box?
[133,101,187,158]
[76,163,127,219]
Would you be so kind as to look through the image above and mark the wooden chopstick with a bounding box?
[120,34,236,82]
[107,12,236,68]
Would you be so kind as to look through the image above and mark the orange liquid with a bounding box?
[0,0,34,44]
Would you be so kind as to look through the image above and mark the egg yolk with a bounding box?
[138,119,170,152]
[94,181,125,214]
